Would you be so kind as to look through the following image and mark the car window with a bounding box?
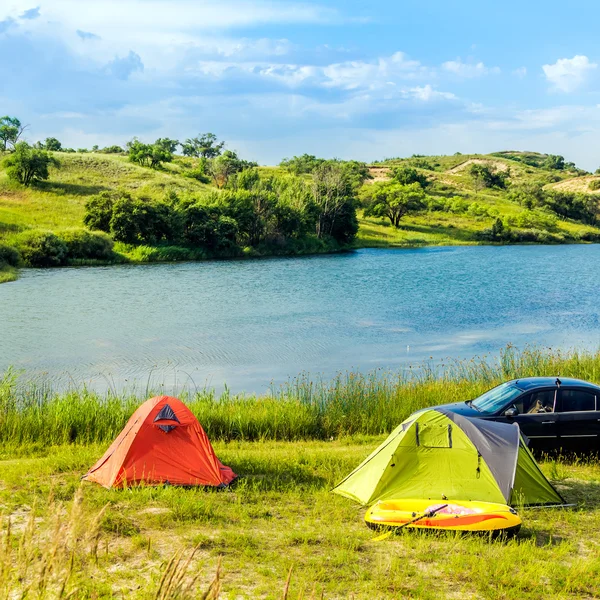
[471,383,523,414]
[559,390,597,412]
[515,390,555,414]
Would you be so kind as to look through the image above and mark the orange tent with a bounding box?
[83,396,236,488]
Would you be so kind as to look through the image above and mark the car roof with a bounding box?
[509,377,600,391]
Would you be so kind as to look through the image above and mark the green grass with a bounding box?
[0,264,17,283]
[1,439,599,598]
[3,345,600,449]
[3,346,600,597]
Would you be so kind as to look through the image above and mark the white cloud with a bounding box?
[542,55,597,93]
[513,67,527,78]
[442,58,499,78]
[405,85,456,102]
[321,52,425,89]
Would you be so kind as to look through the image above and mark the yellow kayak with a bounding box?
[365,499,521,535]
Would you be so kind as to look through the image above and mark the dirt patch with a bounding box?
[367,167,391,183]
[447,158,509,174]
[548,176,600,195]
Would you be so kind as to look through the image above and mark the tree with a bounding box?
[84,192,115,232]
[109,197,180,244]
[469,163,508,190]
[208,150,257,188]
[311,162,358,242]
[0,116,27,151]
[363,182,426,227]
[127,138,177,169]
[391,166,430,188]
[543,154,565,171]
[181,133,225,159]
[3,142,60,186]
[491,217,505,238]
[280,154,325,175]
[43,137,62,152]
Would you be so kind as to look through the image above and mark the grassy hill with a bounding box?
[357,152,600,248]
[1,149,600,282]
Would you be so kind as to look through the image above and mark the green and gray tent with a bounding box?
[333,409,565,507]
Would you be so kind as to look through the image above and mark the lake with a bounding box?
[1,245,599,394]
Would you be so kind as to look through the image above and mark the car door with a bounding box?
[497,389,559,453]
[555,388,600,453]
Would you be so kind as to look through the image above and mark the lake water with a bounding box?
[1,246,599,394]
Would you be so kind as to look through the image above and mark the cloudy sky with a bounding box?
[2,0,600,168]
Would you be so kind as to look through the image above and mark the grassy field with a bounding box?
[2,347,600,598]
[2,150,600,258]
[1,440,599,599]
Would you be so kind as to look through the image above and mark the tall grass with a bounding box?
[2,346,600,447]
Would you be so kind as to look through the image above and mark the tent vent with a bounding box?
[154,404,180,423]
[154,404,180,433]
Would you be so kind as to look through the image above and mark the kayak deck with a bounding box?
[365,499,521,534]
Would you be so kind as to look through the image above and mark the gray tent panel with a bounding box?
[438,410,520,503]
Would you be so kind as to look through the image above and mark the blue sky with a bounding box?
[2,0,600,168]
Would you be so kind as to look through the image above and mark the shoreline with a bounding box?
[3,236,598,284]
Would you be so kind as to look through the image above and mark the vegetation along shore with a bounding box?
[3,116,600,282]
[1,347,600,597]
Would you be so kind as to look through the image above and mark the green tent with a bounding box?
[333,409,565,507]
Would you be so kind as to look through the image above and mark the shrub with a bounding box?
[469,163,509,189]
[589,180,600,191]
[109,197,180,244]
[60,229,114,260]
[505,210,558,230]
[14,230,68,267]
[280,154,325,175]
[83,192,115,232]
[0,244,21,267]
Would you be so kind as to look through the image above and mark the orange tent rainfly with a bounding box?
[82,396,236,488]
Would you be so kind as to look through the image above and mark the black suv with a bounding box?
[434,377,600,453]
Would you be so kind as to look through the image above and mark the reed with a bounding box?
[2,346,600,448]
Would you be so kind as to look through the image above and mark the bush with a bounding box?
[60,229,114,260]
[83,192,115,232]
[14,230,68,267]
[589,180,600,191]
[505,210,558,230]
[0,244,21,267]
[109,197,180,244]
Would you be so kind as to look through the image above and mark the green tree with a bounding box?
[391,166,430,188]
[363,182,426,227]
[3,142,60,186]
[84,192,115,232]
[543,154,565,170]
[43,137,62,152]
[208,150,257,188]
[109,197,180,244]
[469,163,508,190]
[491,218,505,239]
[127,138,177,169]
[311,162,358,242]
[181,133,225,159]
[0,116,26,151]
[280,154,325,175]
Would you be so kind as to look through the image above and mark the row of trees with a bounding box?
[83,161,365,252]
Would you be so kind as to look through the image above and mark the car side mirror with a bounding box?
[504,407,518,417]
